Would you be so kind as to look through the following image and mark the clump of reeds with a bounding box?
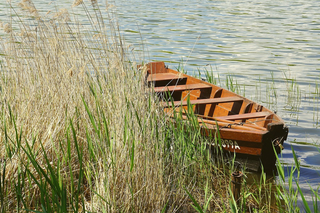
[0,0,167,211]
[2,1,314,212]
[0,1,233,212]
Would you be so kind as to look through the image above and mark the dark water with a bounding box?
[1,0,319,209]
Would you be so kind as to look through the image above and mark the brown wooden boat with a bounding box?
[143,61,289,171]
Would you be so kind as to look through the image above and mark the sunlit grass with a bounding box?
[196,63,320,212]
[0,1,236,212]
[0,0,319,212]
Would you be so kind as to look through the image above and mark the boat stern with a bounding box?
[260,123,289,170]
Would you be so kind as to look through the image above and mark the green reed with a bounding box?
[200,66,320,212]
[0,0,319,212]
[274,146,318,213]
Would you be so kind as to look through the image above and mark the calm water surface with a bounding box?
[115,2,320,208]
[1,0,319,209]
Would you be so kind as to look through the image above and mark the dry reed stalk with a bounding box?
[0,1,235,212]
[0,1,170,211]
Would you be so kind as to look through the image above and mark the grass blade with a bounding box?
[184,187,204,213]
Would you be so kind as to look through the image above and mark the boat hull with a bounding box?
[143,61,289,171]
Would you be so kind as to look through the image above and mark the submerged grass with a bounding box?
[0,1,318,212]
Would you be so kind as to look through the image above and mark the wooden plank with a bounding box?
[154,83,211,93]
[223,145,262,156]
[163,96,243,107]
[165,108,267,131]
[201,125,267,143]
[216,112,270,121]
[208,139,262,155]
[147,73,186,82]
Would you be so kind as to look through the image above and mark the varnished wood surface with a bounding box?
[153,83,212,93]
[144,61,288,162]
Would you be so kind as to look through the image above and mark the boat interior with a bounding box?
[145,62,283,131]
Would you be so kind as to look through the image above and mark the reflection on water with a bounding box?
[0,0,319,209]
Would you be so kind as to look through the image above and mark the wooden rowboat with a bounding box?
[143,61,289,171]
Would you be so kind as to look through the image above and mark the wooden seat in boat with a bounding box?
[162,96,243,107]
[216,112,271,121]
[153,83,211,93]
[147,73,186,82]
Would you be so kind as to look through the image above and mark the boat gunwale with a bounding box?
[147,65,286,127]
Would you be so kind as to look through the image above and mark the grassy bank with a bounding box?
[0,1,228,212]
[0,1,317,212]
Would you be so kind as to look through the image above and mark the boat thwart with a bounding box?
[143,61,289,171]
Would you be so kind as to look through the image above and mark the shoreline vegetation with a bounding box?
[0,1,318,212]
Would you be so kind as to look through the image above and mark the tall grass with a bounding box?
[0,1,166,211]
[0,1,236,212]
[274,146,320,213]
[197,66,320,212]
[0,1,318,212]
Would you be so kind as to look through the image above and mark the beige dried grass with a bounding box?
[0,1,171,211]
[0,1,234,212]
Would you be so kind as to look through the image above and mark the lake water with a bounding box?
[1,0,319,210]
